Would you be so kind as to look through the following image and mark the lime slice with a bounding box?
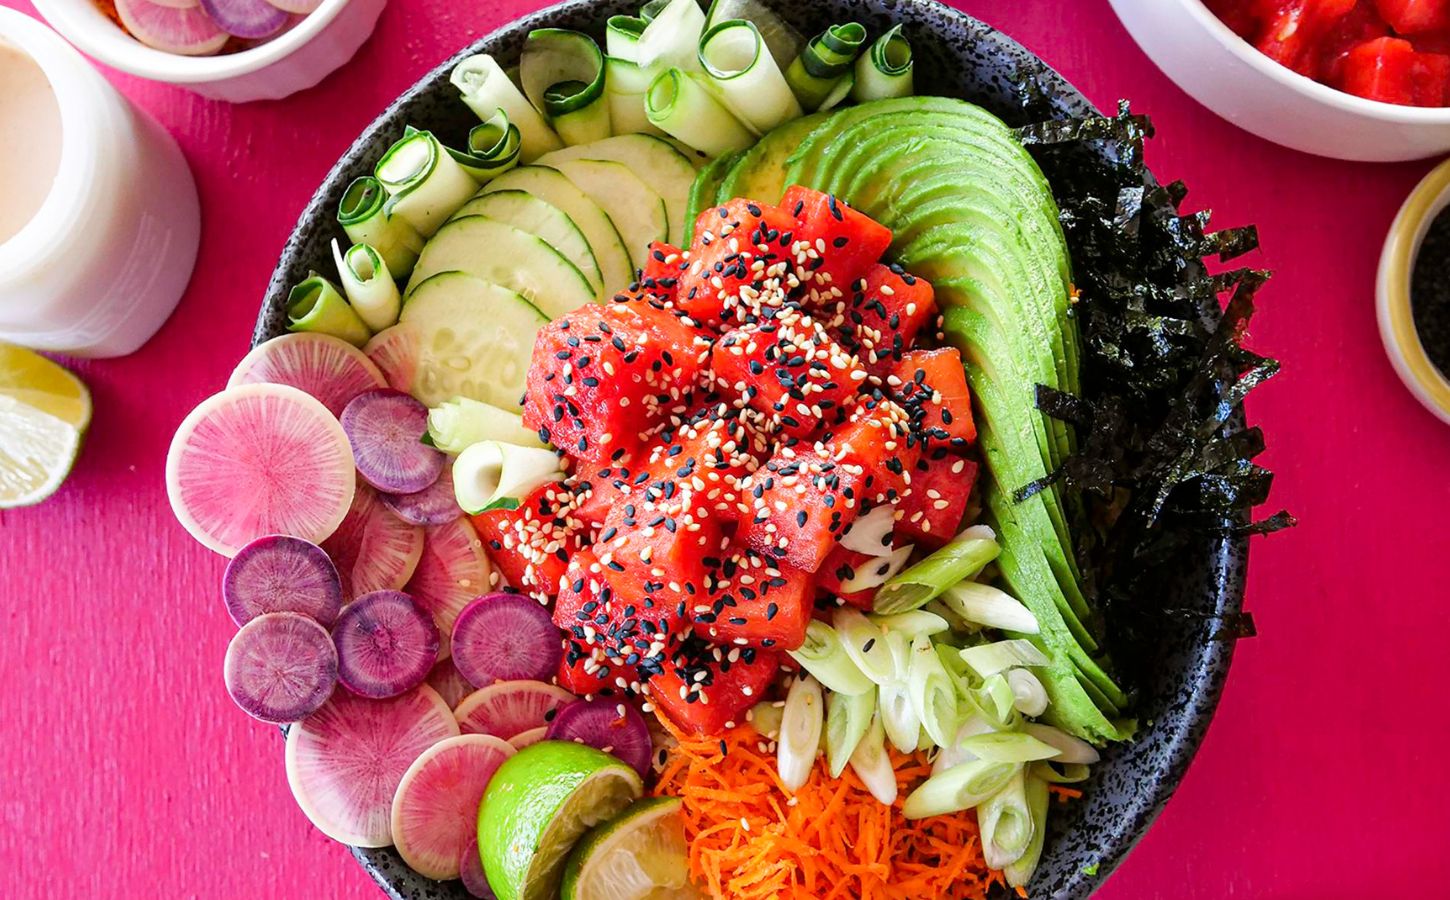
[561,796,694,900]
[0,395,82,509]
[0,344,92,430]
[478,740,644,900]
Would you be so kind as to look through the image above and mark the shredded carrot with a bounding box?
[652,715,1009,900]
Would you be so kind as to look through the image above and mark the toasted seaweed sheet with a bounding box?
[1014,102,1292,686]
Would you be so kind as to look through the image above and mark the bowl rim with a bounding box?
[1161,0,1450,123]
[30,0,351,83]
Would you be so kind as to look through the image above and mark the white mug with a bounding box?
[0,8,199,358]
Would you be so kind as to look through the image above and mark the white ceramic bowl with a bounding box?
[1109,0,1450,162]
[31,0,387,103]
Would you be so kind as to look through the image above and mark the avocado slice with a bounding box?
[717,111,830,205]
[683,151,741,245]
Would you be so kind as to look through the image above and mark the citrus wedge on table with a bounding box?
[0,345,90,509]
[477,740,643,900]
[561,796,694,900]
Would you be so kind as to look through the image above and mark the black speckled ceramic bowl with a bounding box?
[258,2,1247,897]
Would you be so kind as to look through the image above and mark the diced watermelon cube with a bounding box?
[736,449,866,572]
[815,544,879,610]
[637,241,686,304]
[780,185,893,303]
[1340,36,1450,105]
[1374,0,1450,34]
[835,263,939,371]
[819,398,920,507]
[694,549,814,650]
[646,644,782,734]
[677,199,797,328]
[896,450,978,549]
[890,348,978,447]
[472,482,583,599]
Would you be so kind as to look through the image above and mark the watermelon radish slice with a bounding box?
[390,734,514,880]
[363,324,420,394]
[321,480,424,601]
[381,467,460,527]
[450,593,563,688]
[459,836,498,899]
[228,333,386,418]
[223,612,338,724]
[545,699,653,779]
[222,535,343,627]
[341,389,446,494]
[332,590,440,699]
[507,726,548,751]
[453,680,574,741]
[149,0,201,9]
[198,0,286,38]
[263,0,323,15]
[404,517,491,658]
[115,0,228,54]
[167,384,356,558]
[425,657,476,709]
[285,684,458,847]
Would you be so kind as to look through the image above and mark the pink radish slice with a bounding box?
[149,0,200,10]
[333,591,440,699]
[342,389,446,494]
[321,480,424,602]
[404,517,491,659]
[390,734,514,880]
[285,685,458,847]
[115,0,229,54]
[198,0,286,38]
[459,836,498,899]
[224,612,338,724]
[426,658,476,709]
[228,333,386,418]
[263,0,322,15]
[507,726,548,751]
[453,680,574,741]
[450,593,563,688]
[167,384,356,558]
[222,535,343,627]
[381,467,460,527]
[545,699,653,779]
[364,325,420,394]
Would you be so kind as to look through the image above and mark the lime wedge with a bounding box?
[561,796,695,900]
[0,395,82,509]
[0,344,92,430]
[478,740,643,900]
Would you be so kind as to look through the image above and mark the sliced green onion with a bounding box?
[452,441,564,515]
[375,130,478,238]
[777,674,823,792]
[959,731,1060,764]
[604,57,665,137]
[940,581,1039,634]
[451,54,563,162]
[877,680,918,753]
[902,757,1017,819]
[445,111,522,184]
[426,397,546,454]
[1005,774,1051,889]
[816,71,854,111]
[907,634,959,748]
[336,176,423,279]
[605,14,647,61]
[852,24,913,102]
[841,544,913,594]
[645,68,755,157]
[330,240,399,333]
[874,525,1000,614]
[749,700,783,740]
[1031,761,1093,785]
[834,608,899,686]
[973,673,1018,728]
[931,715,995,775]
[979,768,1032,870]
[705,0,803,68]
[520,29,612,147]
[1023,723,1101,765]
[848,713,898,806]
[935,640,975,692]
[838,503,896,556]
[869,609,949,640]
[1006,668,1048,717]
[960,639,1050,678]
[286,273,370,347]
[635,0,706,73]
[825,688,874,778]
[787,619,873,696]
[698,19,802,134]
[785,22,866,111]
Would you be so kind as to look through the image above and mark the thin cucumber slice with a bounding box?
[376,130,479,238]
[645,68,755,159]
[535,135,696,246]
[427,396,546,454]
[547,158,668,270]
[453,441,564,514]
[449,191,606,299]
[705,0,804,67]
[451,54,563,163]
[699,19,803,135]
[853,24,913,101]
[521,29,612,147]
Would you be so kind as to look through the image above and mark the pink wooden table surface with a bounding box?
[2,0,1447,896]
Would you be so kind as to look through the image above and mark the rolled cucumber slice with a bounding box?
[448,191,605,300]
[397,272,548,410]
[481,166,633,295]
[548,158,668,270]
[405,216,594,318]
[534,135,696,246]
[452,441,564,514]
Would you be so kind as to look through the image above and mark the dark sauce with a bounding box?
[1412,207,1450,379]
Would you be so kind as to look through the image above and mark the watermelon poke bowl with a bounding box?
[164,0,1286,897]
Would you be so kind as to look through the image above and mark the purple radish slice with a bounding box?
[228,333,386,418]
[404,517,491,659]
[115,0,229,54]
[390,734,514,880]
[454,680,574,741]
[381,467,460,527]
[332,590,440,699]
[224,612,338,724]
[342,389,445,494]
[544,699,653,780]
[167,384,355,557]
[197,0,286,38]
[508,726,548,751]
[450,593,563,688]
[285,684,458,847]
[363,323,421,394]
[222,535,343,628]
[426,657,476,709]
[459,836,498,899]
[321,480,424,601]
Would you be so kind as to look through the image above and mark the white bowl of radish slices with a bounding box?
[31,0,386,102]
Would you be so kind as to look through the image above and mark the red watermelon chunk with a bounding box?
[889,348,978,447]
[694,548,814,650]
[471,481,583,600]
[781,185,893,305]
[736,449,866,572]
[818,398,920,507]
[646,644,782,734]
[677,199,798,329]
[896,450,979,549]
[839,263,939,372]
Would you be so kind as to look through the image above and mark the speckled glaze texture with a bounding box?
[258,2,1248,897]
